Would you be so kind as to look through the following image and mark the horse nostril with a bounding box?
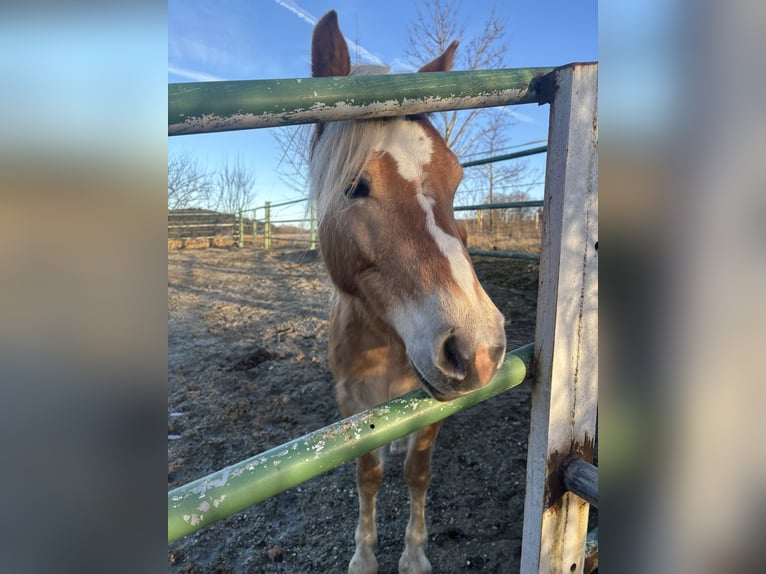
[438,334,467,380]
[489,344,505,367]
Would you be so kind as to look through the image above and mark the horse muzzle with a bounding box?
[408,325,506,402]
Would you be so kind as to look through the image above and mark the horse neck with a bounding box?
[333,289,401,347]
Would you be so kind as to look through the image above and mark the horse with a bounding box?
[310,11,507,574]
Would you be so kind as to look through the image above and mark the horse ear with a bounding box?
[418,40,459,73]
[312,10,351,77]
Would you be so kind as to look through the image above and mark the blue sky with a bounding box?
[168,0,597,217]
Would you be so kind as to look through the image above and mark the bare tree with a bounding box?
[271,125,313,195]
[463,109,527,228]
[406,0,540,211]
[168,151,213,209]
[211,156,256,214]
[406,0,511,158]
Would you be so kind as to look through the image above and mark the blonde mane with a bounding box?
[309,64,392,226]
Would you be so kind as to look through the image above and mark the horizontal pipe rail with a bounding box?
[563,458,598,508]
[169,67,554,135]
[460,145,548,168]
[167,222,235,229]
[267,218,311,225]
[263,199,543,217]
[168,235,222,241]
[468,250,540,262]
[455,200,543,211]
[168,212,231,217]
[168,342,533,542]
[267,198,308,208]
[243,243,538,258]
[268,237,313,243]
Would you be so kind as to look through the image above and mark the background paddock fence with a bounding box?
[167,210,239,249]
[167,63,598,573]
[167,196,543,257]
[168,144,548,259]
[168,196,543,257]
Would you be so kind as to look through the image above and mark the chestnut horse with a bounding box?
[310,11,507,574]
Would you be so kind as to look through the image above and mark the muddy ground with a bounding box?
[168,247,546,573]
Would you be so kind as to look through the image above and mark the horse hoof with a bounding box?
[348,549,378,574]
[398,550,432,574]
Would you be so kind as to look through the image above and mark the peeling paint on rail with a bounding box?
[168,343,533,542]
[170,93,531,135]
[168,67,554,136]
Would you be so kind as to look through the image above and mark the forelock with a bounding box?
[309,120,384,226]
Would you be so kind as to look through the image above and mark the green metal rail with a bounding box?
[460,144,548,168]
[168,342,533,542]
[468,250,540,261]
[169,67,554,135]
[455,200,544,211]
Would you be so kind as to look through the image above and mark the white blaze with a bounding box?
[374,120,433,183]
[374,120,476,299]
[416,193,476,298]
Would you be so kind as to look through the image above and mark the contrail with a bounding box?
[168,65,226,82]
[271,0,317,26]
[272,0,385,66]
[389,58,419,73]
[503,108,535,123]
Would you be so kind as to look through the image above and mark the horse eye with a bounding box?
[345,180,370,199]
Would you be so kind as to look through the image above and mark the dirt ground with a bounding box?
[168,247,543,573]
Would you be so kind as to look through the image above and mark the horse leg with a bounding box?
[398,421,443,574]
[349,448,384,574]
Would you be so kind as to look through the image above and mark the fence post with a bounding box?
[264,201,271,250]
[520,63,598,574]
[309,200,317,250]
[237,208,244,248]
[250,207,258,246]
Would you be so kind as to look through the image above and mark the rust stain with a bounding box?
[543,433,596,509]
[529,71,556,106]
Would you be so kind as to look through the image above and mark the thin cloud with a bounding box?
[389,58,419,73]
[273,0,385,66]
[168,65,226,82]
[503,108,535,123]
[346,39,385,66]
[271,0,317,26]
